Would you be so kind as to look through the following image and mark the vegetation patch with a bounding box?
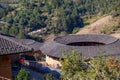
[101,19,120,34]
[60,50,120,80]
[0,0,120,38]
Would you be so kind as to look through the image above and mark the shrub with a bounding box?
[15,69,30,80]
[44,73,55,80]
[60,50,120,80]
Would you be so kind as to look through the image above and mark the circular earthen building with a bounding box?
[40,34,120,68]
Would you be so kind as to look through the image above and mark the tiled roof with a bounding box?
[0,32,43,51]
[0,34,32,55]
[8,38,43,51]
[54,34,118,45]
[16,39,43,51]
[40,34,120,58]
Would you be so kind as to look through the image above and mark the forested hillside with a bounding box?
[0,0,120,38]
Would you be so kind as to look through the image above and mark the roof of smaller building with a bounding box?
[16,39,43,51]
[0,32,43,51]
[10,38,43,51]
[40,34,120,58]
[0,34,32,55]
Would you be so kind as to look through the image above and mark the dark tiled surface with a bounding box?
[0,34,32,55]
[40,34,120,58]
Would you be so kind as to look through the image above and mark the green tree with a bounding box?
[2,25,10,34]
[9,25,19,36]
[61,50,120,80]
[16,69,30,80]
[44,73,55,80]
[17,27,26,39]
[60,50,88,79]
[1,0,120,37]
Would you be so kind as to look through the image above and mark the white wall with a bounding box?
[46,55,61,68]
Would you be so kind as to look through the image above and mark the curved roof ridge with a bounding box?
[54,34,118,45]
[20,39,36,45]
[40,34,120,58]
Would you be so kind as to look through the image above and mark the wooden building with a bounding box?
[0,34,32,80]
[0,33,43,80]
[9,38,43,61]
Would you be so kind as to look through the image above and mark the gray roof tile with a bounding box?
[0,32,43,51]
[0,34,32,55]
[40,34,120,58]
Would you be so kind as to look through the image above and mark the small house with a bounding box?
[0,34,32,80]
[0,33,43,80]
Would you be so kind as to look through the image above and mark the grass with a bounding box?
[100,19,120,34]
[82,14,106,26]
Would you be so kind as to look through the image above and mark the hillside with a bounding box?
[77,15,113,34]
[0,0,120,40]
[76,15,120,39]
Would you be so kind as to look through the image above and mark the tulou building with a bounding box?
[40,34,120,68]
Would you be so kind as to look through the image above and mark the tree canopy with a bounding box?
[0,0,120,37]
[15,69,30,80]
[60,50,120,80]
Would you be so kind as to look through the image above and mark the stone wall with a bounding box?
[46,55,61,68]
